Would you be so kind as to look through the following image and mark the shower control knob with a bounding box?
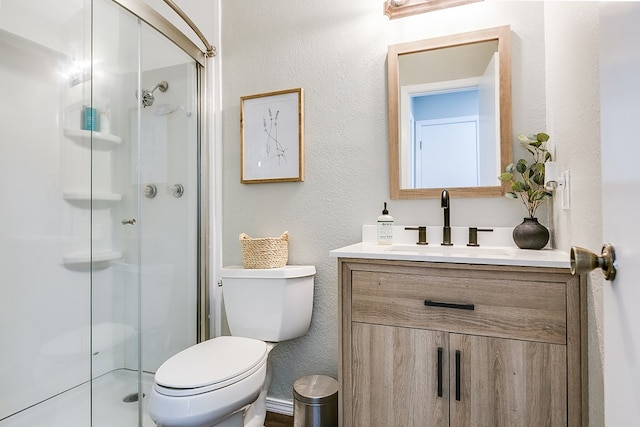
[121,218,137,225]
[143,184,157,198]
[167,184,184,198]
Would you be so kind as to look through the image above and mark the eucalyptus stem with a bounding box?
[499,132,553,218]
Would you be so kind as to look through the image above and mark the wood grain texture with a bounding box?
[351,268,567,344]
[450,334,567,426]
[265,411,293,427]
[338,258,587,427]
[352,323,448,427]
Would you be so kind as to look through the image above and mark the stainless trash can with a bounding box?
[293,375,338,427]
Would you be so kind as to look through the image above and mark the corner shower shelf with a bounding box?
[64,128,122,147]
[63,191,123,202]
[63,251,122,265]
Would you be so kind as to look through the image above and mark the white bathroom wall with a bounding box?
[220,0,555,404]
[543,3,604,425]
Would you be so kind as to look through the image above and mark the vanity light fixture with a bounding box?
[384,0,482,20]
[544,161,571,210]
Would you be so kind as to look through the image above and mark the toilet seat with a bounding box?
[154,336,268,397]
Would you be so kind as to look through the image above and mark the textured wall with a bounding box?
[219,0,602,419]
[543,3,604,425]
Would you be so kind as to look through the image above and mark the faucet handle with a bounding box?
[467,227,494,247]
[405,226,428,245]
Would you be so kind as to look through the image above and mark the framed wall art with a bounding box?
[240,88,304,183]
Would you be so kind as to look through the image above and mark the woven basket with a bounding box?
[239,231,289,269]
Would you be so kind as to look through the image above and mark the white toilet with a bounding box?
[148,265,315,427]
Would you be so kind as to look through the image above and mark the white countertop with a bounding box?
[329,225,570,269]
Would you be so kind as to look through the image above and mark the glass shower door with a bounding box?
[90,1,199,425]
[0,1,94,425]
[1,0,201,425]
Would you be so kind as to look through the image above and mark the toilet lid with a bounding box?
[155,336,268,391]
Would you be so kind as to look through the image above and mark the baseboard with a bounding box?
[266,397,294,416]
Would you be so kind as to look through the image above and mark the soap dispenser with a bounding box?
[377,202,394,245]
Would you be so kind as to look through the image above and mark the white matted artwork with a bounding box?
[241,88,304,183]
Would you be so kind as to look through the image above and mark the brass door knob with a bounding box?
[570,243,617,281]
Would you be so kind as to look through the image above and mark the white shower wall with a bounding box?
[0,0,199,423]
[0,29,93,418]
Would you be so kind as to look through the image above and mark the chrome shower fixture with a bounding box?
[137,80,169,107]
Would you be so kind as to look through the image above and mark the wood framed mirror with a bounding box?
[388,25,512,199]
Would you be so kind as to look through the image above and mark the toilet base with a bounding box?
[149,344,276,427]
[243,356,272,427]
[214,412,244,427]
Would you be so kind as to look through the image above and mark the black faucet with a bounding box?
[441,189,453,246]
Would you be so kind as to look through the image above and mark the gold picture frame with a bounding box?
[240,88,304,183]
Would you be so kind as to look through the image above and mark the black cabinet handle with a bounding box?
[424,300,475,311]
[437,347,443,397]
[455,350,461,401]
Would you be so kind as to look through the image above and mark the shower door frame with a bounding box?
[111,0,212,342]
[94,0,213,424]
[91,0,211,426]
[0,0,213,424]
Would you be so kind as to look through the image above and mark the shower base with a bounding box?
[0,370,156,427]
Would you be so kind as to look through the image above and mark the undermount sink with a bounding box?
[384,244,515,257]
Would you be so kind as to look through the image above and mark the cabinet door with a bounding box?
[450,334,567,426]
[351,323,448,427]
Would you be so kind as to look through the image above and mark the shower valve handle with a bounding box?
[122,218,137,225]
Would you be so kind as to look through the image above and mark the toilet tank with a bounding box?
[221,265,315,342]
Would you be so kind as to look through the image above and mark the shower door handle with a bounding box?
[121,218,137,225]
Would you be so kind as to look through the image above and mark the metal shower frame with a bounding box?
[111,0,216,342]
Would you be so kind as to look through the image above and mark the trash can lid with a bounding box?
[293,375,338,404]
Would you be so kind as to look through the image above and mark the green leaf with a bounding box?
[526,168,535,179]
[506,131,553,211]
[536,132,550,142]
[511,182,525,192]
[498,172,513,182]
[532,173,545,186]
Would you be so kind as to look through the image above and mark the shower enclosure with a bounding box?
[0,0,210,425]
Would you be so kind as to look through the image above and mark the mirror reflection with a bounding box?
[388,26,512,199]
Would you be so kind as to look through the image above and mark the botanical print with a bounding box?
[241,88,303,183]
[263,108,288,165]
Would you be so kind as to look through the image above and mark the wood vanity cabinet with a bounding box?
[338,258,587,427]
